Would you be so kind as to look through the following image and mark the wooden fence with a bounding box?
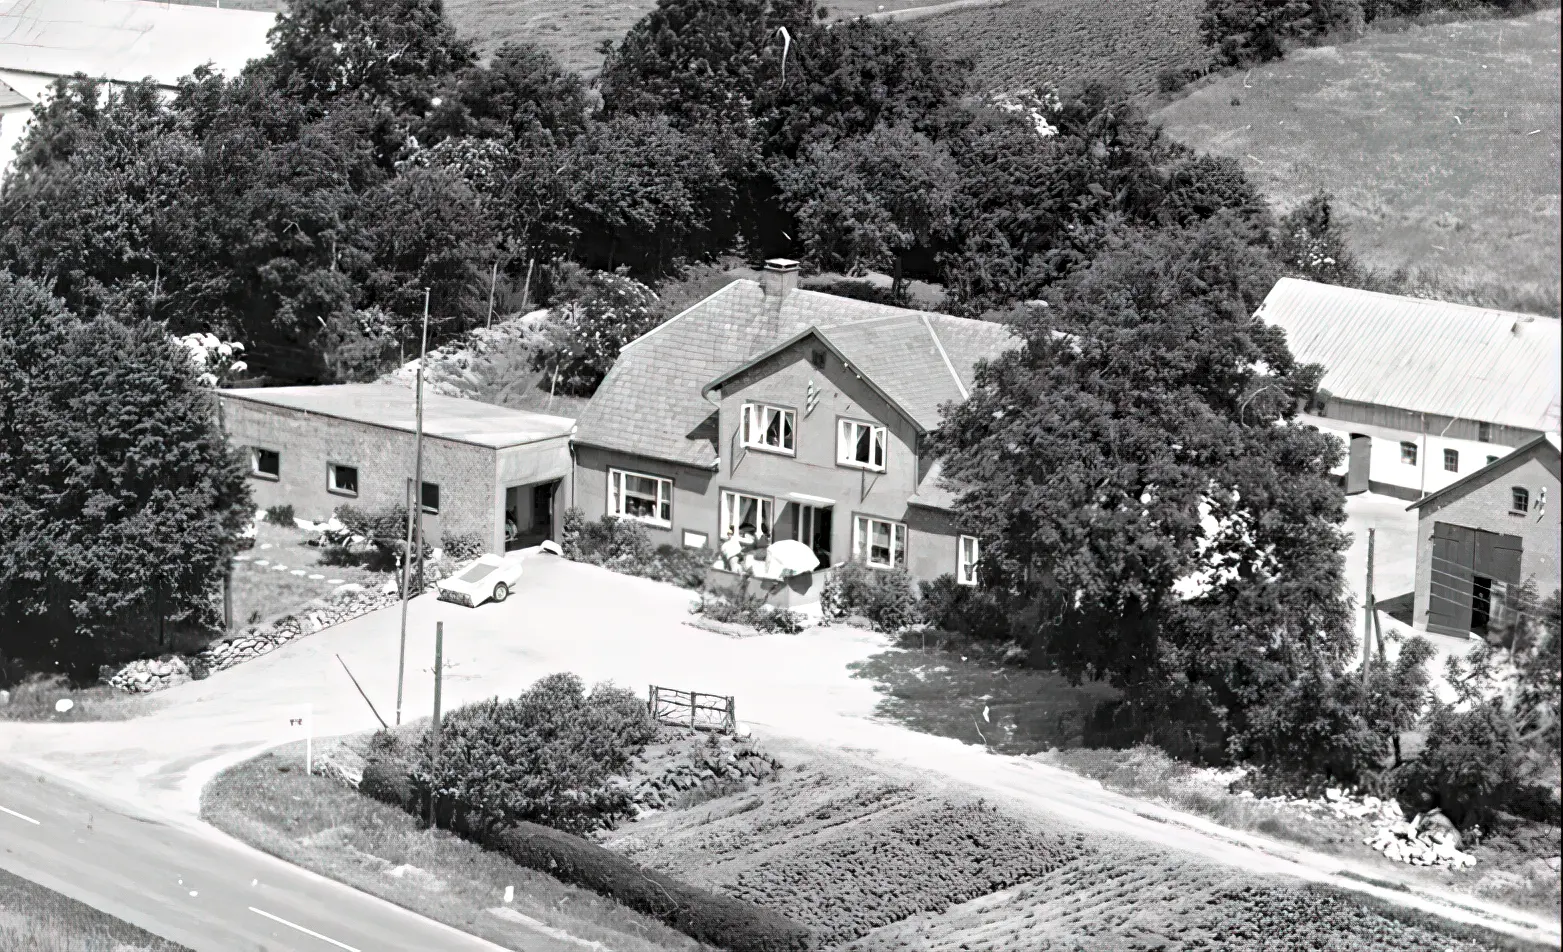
[648,684,736,733]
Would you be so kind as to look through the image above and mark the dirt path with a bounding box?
[1,554,1557,946]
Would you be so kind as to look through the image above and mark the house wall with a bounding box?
[1413,453,1561,631]
[495,437,573,551]
[0,103,31,181]
[1303,413,1522,499]
[571,444,719,548]
[220,395,499,551]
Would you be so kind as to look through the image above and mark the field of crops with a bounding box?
[912,0,1214,99]
[1156,9,1562,317]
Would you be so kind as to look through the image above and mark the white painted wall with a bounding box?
[1303,414,1516,496]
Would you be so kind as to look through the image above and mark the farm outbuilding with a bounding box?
[219,385,576,555]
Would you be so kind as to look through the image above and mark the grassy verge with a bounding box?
[231,522,387,629]
[201,742,716,952]
[0,677,156,722]
[0,866,189,952]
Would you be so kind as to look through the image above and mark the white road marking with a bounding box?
[1,805,40,825]
[250,907,361,951]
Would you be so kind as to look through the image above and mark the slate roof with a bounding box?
[221,384,576,450]
[1257,278,1561,432]
[574,280,1019,469]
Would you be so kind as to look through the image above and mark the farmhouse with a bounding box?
[0,0,275,180]
[219,385,575,556]
[571,259,1018,595]
[1408,434,1560,637]
[1257,278,1560,500]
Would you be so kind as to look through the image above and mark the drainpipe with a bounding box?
[1419,412,1428,498]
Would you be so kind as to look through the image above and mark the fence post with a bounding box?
[648,684,656,720]
[727,695,736,734]
[690,691,697,730]
[430,621,443,828]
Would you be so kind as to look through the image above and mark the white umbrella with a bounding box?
[765,539,820,576]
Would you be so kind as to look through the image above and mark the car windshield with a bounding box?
[459,564,497,583]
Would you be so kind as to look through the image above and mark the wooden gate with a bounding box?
[649,685,736,733]
[1346,434,1371,495]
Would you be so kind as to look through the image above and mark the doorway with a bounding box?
[505,481,559,551]
[794,505,833,567]
[1346,433,1371,495]
[532,480,558,542]
[1470,576,1494,634]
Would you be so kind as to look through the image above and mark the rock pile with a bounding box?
[1365,808,1476,869]
[107,582,406,694]
[628,738,783,813]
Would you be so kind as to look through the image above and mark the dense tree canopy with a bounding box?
[0,274,251,672]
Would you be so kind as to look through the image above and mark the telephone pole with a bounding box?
[1361,527,1376,684]
[395,290,431,725]
[413,289,429,594]
[429,621,444,828]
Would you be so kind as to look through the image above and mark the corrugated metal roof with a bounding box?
[1257,278,1561,432]
[0,0,274,89]
[221,384,576,450]
[0,76,27,108]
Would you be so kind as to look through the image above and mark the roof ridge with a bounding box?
[919,313,968,401]
[1274,277,1559,324]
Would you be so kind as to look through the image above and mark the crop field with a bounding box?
[912,0,1214,99]
[1156,9,1563,317]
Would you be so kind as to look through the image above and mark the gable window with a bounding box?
[1479,422,1493,443]
[853,515,906,570]
[1399,442,1418,466]
[838,419,887,472]
[742,403,796,454]
[1512,487,1530,514]
[421,481,440,515]
[720,490,774,541]
[957,535,980,586]
[328,463,358,496]
[1444,449,1459,472]
[610,469,672,526]
[252,448,280,480]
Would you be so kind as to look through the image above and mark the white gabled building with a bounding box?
[1257,278,1561,500]
[0,0,276,180]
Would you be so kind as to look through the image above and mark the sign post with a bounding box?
[429,622,444,827]
[287,704,314,775]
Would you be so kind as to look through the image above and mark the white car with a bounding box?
[436,554,523,608]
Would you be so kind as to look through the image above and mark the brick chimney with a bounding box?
[759,258,800,300]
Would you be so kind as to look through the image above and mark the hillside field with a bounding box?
[1156,9,1562,317]
[911,0,1213,99]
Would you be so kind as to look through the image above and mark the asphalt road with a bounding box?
[0,760,510,952]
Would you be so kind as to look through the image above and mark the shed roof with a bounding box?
[574,280,1018,469]
[0,0,274,89]
[1257,278,1561,432]
[0,76,28,108]
[220,384,576,450]
[1408,432,1561,512]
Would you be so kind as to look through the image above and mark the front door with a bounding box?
[794,505,833,567]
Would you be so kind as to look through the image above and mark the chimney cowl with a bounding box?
[760,258,800,299]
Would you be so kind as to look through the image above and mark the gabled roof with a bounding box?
[0,0,275,90]
[221,384,575,450]
[1257,278,1561,432]
[1408,433,1561,512]
[574,280,1018,469]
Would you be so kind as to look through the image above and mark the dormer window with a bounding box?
[742,403,796,454]
[838,419,886,472]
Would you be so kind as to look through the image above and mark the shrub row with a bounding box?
[561,507,711,589]
[1201,0,1537,67]
[695,586,806,634]
[727,799,1091,943]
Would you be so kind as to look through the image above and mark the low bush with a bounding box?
[560,508,712,590]
[821,562,922,632]
[1392,701,1528,828]
[411,673,658,836]
[918,574,1011,641]
[695,586,806,634]
[1201,0,1535,67]
[476,821,816,952]
[263,504,295,526]
[441,531,484,563]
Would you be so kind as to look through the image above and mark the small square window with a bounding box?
[1443,449,1459,473]
[810,348,827,369]
[421,481,440,515]
[252,448,280,479]
[1511,487,1530,514]
[1399,442,1417,466]
[328,464,358,496]
[1478,422,1493,443]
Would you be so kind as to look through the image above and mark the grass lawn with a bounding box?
[0,677,157,722]
[201,742,716,952]
[1156,9,1562,317]
[230,522,387,630]
[0,867,188,952]
[849,644,1118,754]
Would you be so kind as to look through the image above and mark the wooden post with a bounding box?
[396,477,414,726]
[647,684,655,719]
[222,570,233,632]
[1361,527,1376,685]
[485,259,499,330]
[519,258,535,314]
[413,289,429,594]
[690,691,697,730]
[430,621,444,828]
[727,695,736,734]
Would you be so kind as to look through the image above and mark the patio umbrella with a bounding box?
[766,539,820,576]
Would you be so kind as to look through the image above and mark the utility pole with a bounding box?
[395,477,414,726]
[429,621,444,828]
[414,289,430,594]
[1361,527,1376,685]
[485,259,499,330]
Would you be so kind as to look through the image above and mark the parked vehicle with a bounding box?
[435,554,523,607]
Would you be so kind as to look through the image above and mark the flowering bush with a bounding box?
[821,561,923,631]
[535,264,661,397]
[695,586,806,634]
[171,332,246,387]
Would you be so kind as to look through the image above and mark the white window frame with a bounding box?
[838,418,887,472]
[853,515,906,570]
[720,490,775,541]
[609,468,672,527]
[251,447,280,480]
[327,463,358,497]
[957,535,980,586]
[741,402,796,455]
[1399,441,1417,466]
[1443,448,1459,473]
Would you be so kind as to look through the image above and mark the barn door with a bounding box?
[1426,522,1475,636]
[1346,434,1371,495]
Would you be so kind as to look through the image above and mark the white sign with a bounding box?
[286,704,314,775]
